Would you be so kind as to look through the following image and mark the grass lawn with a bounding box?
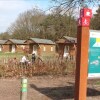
[0,52,25,60]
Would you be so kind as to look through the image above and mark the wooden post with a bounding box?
[20,77,28,100]
[74,7,92,100]
[74,26,89,100]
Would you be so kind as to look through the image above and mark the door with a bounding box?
[11,45,16,53]
[0,45,2,51]
[32,45,38,55]
[63,45,69,57]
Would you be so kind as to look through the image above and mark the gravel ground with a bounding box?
[0,75,100,100]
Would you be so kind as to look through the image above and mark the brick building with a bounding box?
[24,38,56,57]
[56,36,77,59]
[0,40,7,52]
[4,39,28,53]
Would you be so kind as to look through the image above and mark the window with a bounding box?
[51,47,53,51]
[0,45,2,51]
[64,46,69,53]
[43,46,46,51]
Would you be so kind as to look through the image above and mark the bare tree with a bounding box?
[50,0,99,15]
[7,8,46,39]
[0,32,11,40]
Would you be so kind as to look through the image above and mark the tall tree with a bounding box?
[36,9,77,41]
[7,8,45,39]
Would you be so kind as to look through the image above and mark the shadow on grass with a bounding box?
[30,84,100,100]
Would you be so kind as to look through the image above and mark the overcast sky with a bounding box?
[0,0,52,33]
[0,0,98,33]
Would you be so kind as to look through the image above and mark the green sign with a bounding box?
[22,88,27,92]
[22,84,27,88]
[88,31,100,78]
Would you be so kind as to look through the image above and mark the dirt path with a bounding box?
[0,75,100,100]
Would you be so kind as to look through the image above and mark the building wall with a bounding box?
[39,44,56,57]
[29,44,34,54]
[16,44,29,53]
[57,43,76,59]
[68,44,76,57]
[2,45,9,52]
[57,44,65,58]
[1,44,29,53]
[28,43,56,57]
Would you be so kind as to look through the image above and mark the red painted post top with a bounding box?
[80,8,92,18]
[78,17,90,27]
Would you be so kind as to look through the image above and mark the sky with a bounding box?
[0,0,52,33]
[0,0,98,33]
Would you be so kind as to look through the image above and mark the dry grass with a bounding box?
[0,57,76,78]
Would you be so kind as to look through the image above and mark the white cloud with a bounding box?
[92,6,98,14]
[0,0,32,11]
[0,0,51,33]
[0,0,35,33]
[1,0,97,33]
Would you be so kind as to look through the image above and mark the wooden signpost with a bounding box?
[74,8,92,100]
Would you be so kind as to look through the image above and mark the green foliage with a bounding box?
[91,5,100,30]
[36,14,77,41]
[95,81,100,85]
[0,52,24,60]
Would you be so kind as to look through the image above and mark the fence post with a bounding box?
[20,77,28,100]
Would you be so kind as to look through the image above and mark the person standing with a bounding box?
[31,53,36,64]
